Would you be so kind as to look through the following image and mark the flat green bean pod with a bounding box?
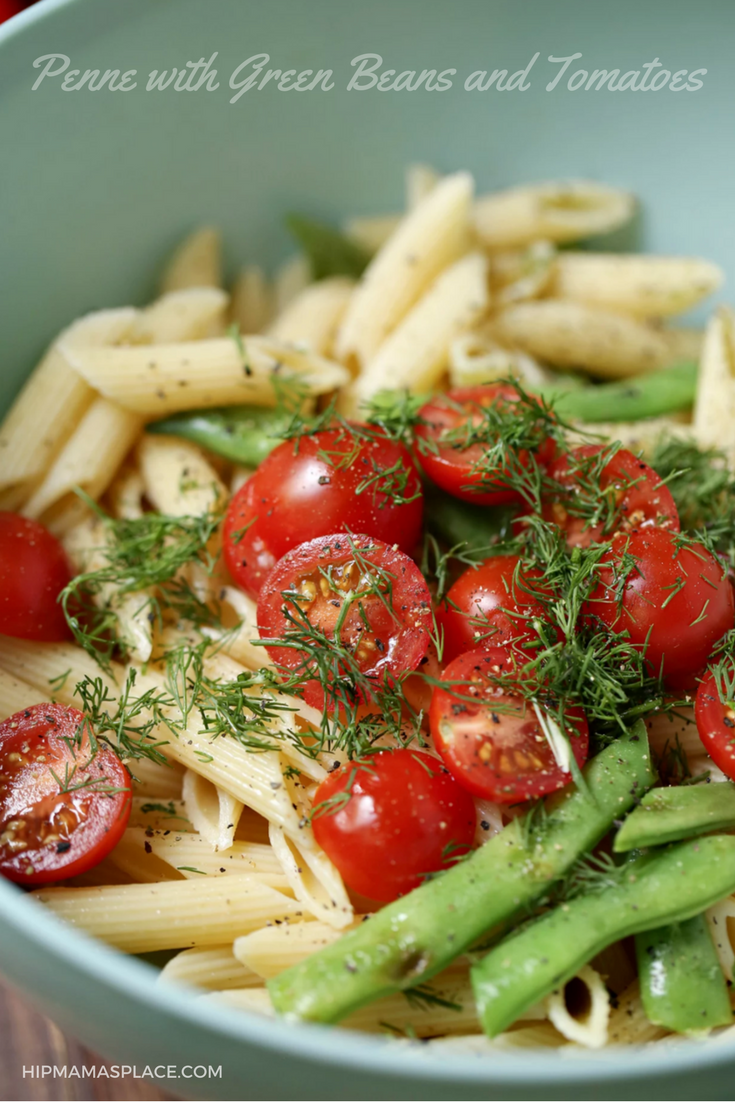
[539,360,697,423]
[614,782,735,852]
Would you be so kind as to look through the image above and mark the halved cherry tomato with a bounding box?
[695,664,735,781]
[586,529,734,684]
[257,534,433,710]
[0,704,132,885]
[223,427,423,597]
[0,512,72,642]
[311,749,476,901]
[542,445,679,548]
[414,385,555,506]
[436,555,555,667]
[429,647,589,803]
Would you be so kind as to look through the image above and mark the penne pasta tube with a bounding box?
[127,757,185,800]
[495,300,670,378]
[606,980,668,1045]
[550,253,724,319]
[0,638,120,705]
[33,875,306,953]
[59,335,349,415]
[705,895,735,981]
[449,331,552,390]
[133,288,229,343]
[662,326,704,364]
[22,398,143,529]
[203,586,270,672]
[120,826,289,888]
[268,278,354,357]
[108,468,145,520]
[565,417,692,459]
[103,838,183,885]
[545,965,610,1049]
[693,306,735,458]
[489,242,556,306]
[230,266,274,335]
[137,434,227,518]
[160,945,263,991]
[0,308,137,504]
[274,255,312,315]
[268,825,353,929]
[345,252,489,410]
[474,180,635,250]
[0,667,48,720]
[233,919,358,979]
[336,172,473,368]
[128,796,192,831]
[406,163,440,210]
[160,227,222,293]
[182,769,244,852]
[343,214,401,255]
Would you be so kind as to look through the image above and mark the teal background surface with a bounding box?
[1,1,734,1098]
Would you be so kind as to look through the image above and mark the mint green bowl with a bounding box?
[1,1,734,1098]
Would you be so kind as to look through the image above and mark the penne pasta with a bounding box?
[120,826,289,888]
[127,757,185,801]
[133,288,229,343]
[58,335,349,415]
[448,331,551,390]
[405,163,440,210]
[182,769,244,852]
[344,252,489,410]
[336,172,473,368]
[33,875,305,953]
[160,227,222,293]
[550,253,724,319]
[128,797,192,831]
[268,824,353,929]
[474,180,635,250]
[21,398,143,531]
[495,300,670,378]
[230,266,274,335]
[233,919,357,979]
[0,308,137,506]
[343,213,401,254]
[606,981,668,1045]
[138,435,227,519]
[160,945,263,991]
[268,278,354,357]
[0,638,121,705]
[693,306,735,458]
[705,895,735,981]
[274,255,312,315]
[545,966,610,1049]
[0,667,48,720]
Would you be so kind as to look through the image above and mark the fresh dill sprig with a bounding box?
[650,437,735,567]
[72,669,174,765]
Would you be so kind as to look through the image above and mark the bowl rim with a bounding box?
[1,0,735,1088]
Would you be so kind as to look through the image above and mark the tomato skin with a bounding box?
[0,704,132,885]
[543,446,680,548]
[311,749,476,901]
[436,555,554,667]
[429,647,589,804]
[257,534,433,710]
[223,428,423,597]
[0,513,72,642]
[414,385,555,506]
[586,529,735,684]
[695,666,735,781]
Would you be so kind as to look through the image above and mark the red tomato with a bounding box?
[436,555,554,666]
[0,1,26,23]
[429,647,589,803]
[311,749,476,901]
[0,513,72,642]
[414,385,555,506]
[586,529,734,684]
[257,534,433,710]
[0,704,132,885]
[695,665,735,781]
[542,445,680,548]
[223,427,423,597]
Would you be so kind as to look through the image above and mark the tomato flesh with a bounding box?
[695,665,735,781]
[436,554,554,667]
[542,445,680,548]
[429,647,589,803]
[0,704,132,885]
[586,529,734,684]
[257,534,433,710]
[414,385,555,506]
[0,513,72,642]
[223,427,423,597]
[311,749,476,901]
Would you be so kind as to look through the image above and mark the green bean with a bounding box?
[147,405,291,467]
[267,723,654,1023]
[636,915,732,1033]
[471,834,735,1038]
[538,360,697,423]
[614,782,735,853]
[286,214,371,280]
[424,487,514,553]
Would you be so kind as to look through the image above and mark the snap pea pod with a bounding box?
[537,360,697,423]
[147,405,291,467]
[636,915,732,1033]
[424,487,514,553]
[471,834,735,1038]
[267,723,654,1023]
[614,782,735,853]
